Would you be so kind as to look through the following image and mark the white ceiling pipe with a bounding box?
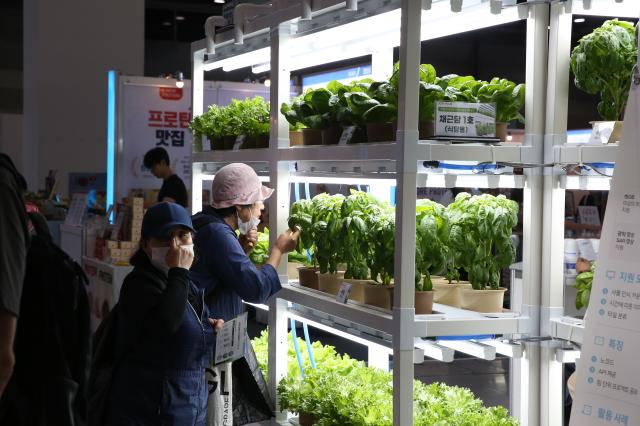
[205,16,228,55]
[346,0,358,12]
[450,0,463,13]
[233,3,273,45]
[582,0,592,9]
[301,0,312,20]
[422,0,432,10]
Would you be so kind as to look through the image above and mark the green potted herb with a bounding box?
[447,193,518,312]
[288,198,318,289]
[475,78,525,141]
[571,19,637,142]
[281,89,335,146]
[574,262,595,310]
[365,211,396,309]
[310,193,346,294]
[248,227,270,267]
[239,96,270,149]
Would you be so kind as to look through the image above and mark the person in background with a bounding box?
[190,162,300,321]
[0,154,28,400]
[107,202,223,425]
[143,147,189,208]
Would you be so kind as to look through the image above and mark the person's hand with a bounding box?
[274,228,300,254]
[208,318,224,332]
[239,229,258,254]
[576,257,592,274]
[165,237,194,270]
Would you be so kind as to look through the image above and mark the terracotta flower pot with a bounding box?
[432,278,472,308]
[322,126,342,145]
[415,290,435,314]
[459,287,507,313]
[222,135,237,150]
[363,283,394,309]
[289,130,303,146]
[496,122,508,142]
[418,120,435,140]
[341,278,374,303]
[297,267,319,290]
[366,122,396,143]
[317,272,345,295]
[302,128,323,145]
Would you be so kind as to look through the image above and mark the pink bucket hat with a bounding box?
[211,163,274,209]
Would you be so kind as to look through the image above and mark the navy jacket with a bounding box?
[190,207,281,321]
[107,251,214,426]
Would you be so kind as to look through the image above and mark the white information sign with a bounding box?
[570,77,640,426]
[578,206,602,227]
[214,312,248,365]
[65,193,88,226]
[435,102,496,138]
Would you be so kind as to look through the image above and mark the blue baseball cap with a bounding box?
[141,202,195,238]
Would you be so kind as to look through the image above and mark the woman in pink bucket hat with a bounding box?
[190,163,299,322]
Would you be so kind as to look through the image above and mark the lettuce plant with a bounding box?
[571,19,637,121]
[575,262,595,310]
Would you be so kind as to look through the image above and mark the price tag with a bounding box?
[232,135,246,151]
[336,282,353,304]
[435,101,496,138]
[214,312,248,365]
[578,206,601,227]
[338,126,357,145]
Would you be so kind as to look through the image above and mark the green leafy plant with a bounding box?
[570,19,637,121]
[575,262,595,310]
[310,193,345,274]
[238,96,270,136]
[252,330,518,425]
[415,200,449,292]
[248,227,270,266]
[281,88,337,130]
[368,212,395,286]
[476,78,525,123]
[447,193,519,289]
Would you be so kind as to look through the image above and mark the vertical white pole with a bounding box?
[268,22,292,422]
[541,3,573,426]
[511,3,549,425]
[191,48,205,213]
[393,1,421,425]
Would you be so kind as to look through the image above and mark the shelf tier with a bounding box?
[549,316,584,346]
[192,142,532,166]
[277,284,534,344]
[554,143,619,164]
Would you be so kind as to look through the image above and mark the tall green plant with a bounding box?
[570,19,637,121]
[310,194,345,274]
[415,200,449,291]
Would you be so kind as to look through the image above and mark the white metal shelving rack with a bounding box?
[541,2,638,426]
[190,1,638,425]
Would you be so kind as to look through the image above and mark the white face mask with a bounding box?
[237,210,261,235]
[150,244,194,275]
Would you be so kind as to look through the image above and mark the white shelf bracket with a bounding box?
[437,340,497,361]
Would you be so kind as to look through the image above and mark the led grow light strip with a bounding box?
[106,70,117,220]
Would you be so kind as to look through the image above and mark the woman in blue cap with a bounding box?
[107,202,224,425]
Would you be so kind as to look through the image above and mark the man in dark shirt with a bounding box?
[143,147,189,208]
[0,154,28,399]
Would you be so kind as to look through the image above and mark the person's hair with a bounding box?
[143,147,170,169]
[212,204,252,218]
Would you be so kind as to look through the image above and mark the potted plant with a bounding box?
[447,193,519,312]
[288,198,319,289]
[571,19,637,143]
[310,194,346,295]
[189,104,225,151]
[365,211,396,309]
[415,199,448,314]
[281,89,334,146]
[240,96,270,149]
[475,78,525,141]
[346,91,397,143]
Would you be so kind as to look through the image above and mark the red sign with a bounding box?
[159,87,183,100]
[148,110,191,129]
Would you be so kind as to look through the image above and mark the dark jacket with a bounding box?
[107,251,214,426]
[190,207,281,321]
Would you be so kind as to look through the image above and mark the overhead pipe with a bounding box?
[422,0,432,10]
[490,0,502,14]
[233,2,274,45]
[450,0,463,12]
[346,0,358,12]
[301,0,312,20]
[204,16,227,55]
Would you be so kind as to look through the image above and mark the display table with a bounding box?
[82,256,133,331]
